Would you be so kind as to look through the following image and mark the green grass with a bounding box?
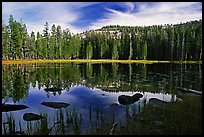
[126,94,202,135]
[2,59,202,64]
[162,94,202,135]
[83,94,202,135]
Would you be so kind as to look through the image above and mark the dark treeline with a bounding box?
[2,15,202,61]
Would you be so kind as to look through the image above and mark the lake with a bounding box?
[2,62,202,135]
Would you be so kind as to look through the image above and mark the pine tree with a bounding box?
[43,22,50,59]
[143,41,147,60]
[20,23,29,59]
[2,22,10,60]
[50,24,56,59]
[56,25,62,59]
[8,15,15,59]
[13,21,23,59]
[30,31,35,59]
[62,28,71,59]
[131,32,136,60]
[35,32,42,59]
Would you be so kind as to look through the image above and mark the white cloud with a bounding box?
[2,2,99,34]
[2,2,202,34]
[124,2,135,13]
[89,2,202,30]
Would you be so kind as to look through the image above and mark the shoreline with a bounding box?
[2,59,202,64]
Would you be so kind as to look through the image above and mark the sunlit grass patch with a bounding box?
[2,59,202,64]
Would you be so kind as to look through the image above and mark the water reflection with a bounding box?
[2,63,202,134]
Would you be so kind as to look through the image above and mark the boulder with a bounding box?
[23,113,44,121]
[2,104,28,112]
[131,93,143,103]
[132,93,143,99]
[41,102,70,109]
[118,93,143,105]
[118,95,132,105]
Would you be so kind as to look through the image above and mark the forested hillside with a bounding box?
[2,15,202,61]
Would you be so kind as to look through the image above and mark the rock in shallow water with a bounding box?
[41,102,70,109]
[118,93,143,105]
[2,104,29,112]
[23,113,44,121]
[44,87,62,92]
[131,93,143,103]
[118,95,132,105]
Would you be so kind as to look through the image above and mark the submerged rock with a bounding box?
[41,102,70,109]
[118,93,143,105]
[23,113,44,121]
[44,87,62,92]
[2,104,29,112]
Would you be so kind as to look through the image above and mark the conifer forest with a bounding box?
[2,15,202,61]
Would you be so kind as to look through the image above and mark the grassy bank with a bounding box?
[84,94,202,135]
[2,59,202,64]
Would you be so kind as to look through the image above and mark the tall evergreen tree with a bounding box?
[30,31,35,59]
[20,23,29,59]
[50,24,57,59]
[56,25,62,59]
[43,22,50,59]
[35,32,42,59]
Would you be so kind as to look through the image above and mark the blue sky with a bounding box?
[2,2,202,34]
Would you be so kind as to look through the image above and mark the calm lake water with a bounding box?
[2,63,202,134]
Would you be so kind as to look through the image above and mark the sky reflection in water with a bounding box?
[2,83,175,131]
